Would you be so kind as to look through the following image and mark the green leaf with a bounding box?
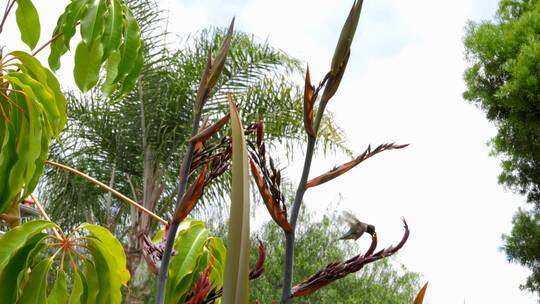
[223,96,251,304]
[78,223,130,285]
[74,40,104,92]
[101,0,122,59]
[80,224,130,304]
[80,0,106,45]
[102,49,121,96]
[68,269,86,304]
[48,0,88,71]
[166,220,209,304]
[115,6,142,85]
[84,259,99,304]
[0,233,48,303]
[18,257,53,304]
[10,51,66,135]
[15,0,40,49]
[87,242,114,303]
[0,220,55,274]
[116,42,144,97]
[48,270,69,304]
[206,237,226,289]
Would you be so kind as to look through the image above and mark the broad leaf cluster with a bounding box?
[0,220,130,303]
[0,52,66,213]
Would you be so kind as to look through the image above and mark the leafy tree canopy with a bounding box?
[464,0,540,295]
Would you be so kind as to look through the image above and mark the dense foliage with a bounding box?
[463,0,540,295]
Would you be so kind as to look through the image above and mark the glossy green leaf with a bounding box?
[166,220,209,304]
[101,0,122,59]
[206,237,226,289]
[102,49,122,96]
[84,259,100,304]
[16,232,49,296]
[0,220,54,273]
[74,40,104,92]
[68,269,86,304]
[80,224,129,304]
[78,223,130,285]
[80,0,106,45]
[10,51,66,134]
[48,0,88,71]
[223,96,251,304]
[0,53,65,209]
[115,6,142,90]
[117,42,144,97]
[18,257,53,304]
[48,270,69,304]
[0,109,17,213]
[15,0,40,49]
[0,233,48,303]
[47,0,143,96]
[87,242,115,303]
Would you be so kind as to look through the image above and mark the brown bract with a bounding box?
[305,142,409,189]
[190,114,231,143]
[173,165,208,224]
[303,66,316,137]
[290,218,410,298]
[414,281,429,304]
[250,159,292,233]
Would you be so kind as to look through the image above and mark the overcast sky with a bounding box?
[4,0,537,303]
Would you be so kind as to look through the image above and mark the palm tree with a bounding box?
[39,1,348,302]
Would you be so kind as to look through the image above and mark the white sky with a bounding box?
[3,0,537,303]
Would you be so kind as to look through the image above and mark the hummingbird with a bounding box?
[338,211,375,241]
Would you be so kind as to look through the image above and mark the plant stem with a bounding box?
[280,98,328,303]
[31,194,63,239]
[31,31,64,57]
[0,0,15,35]
[155,111,201,304]
[46,160,168,225]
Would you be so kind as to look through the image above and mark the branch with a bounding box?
[305,143,409,189]
[290,218,410,298]
[46,160,168,226]
[0,0,15,35]
[31,31,64,57]
[31,194,63,239]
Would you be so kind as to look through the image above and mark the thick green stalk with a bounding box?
[155,111,201,304]
[280,99,328,303]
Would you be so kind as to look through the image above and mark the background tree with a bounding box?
[463,0,540,296]
[40,0,348,301]
[250,207,420,303]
